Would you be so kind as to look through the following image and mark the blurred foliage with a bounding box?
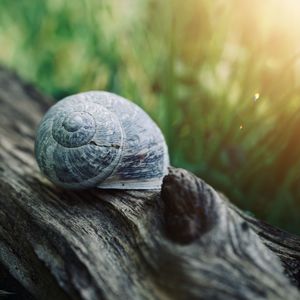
[1,0,300,233]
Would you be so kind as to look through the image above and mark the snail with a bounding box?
[35,91,169,190]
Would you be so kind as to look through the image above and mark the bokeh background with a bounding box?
[1,0,300,233]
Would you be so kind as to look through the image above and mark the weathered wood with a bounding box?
[0,66,300,299]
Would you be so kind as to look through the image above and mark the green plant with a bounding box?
[0,0,300,233]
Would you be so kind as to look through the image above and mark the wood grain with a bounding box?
[0,67,299,299]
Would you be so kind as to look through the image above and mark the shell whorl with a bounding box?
[35,91,169,190]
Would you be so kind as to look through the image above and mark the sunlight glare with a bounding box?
[253,93,260,102]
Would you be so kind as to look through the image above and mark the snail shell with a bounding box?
[35,91,169,190]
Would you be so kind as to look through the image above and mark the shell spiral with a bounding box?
[35,91,169,189]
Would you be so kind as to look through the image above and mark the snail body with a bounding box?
[35,91,169,190]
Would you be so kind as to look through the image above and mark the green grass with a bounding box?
[1,0,300,233]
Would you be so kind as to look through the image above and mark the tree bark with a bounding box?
[0,66,299,300]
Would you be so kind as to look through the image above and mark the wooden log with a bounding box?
[0,66,299,299]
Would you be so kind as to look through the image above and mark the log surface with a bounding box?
[0,67,300,300]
